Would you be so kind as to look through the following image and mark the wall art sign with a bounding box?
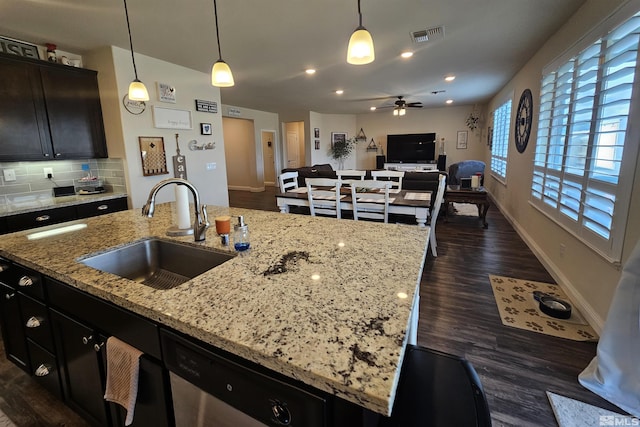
[122,94,146,115]
[456,130,468,149]
[173,134,188,179]
[228,107,241,117]
[138,137,169,176]
[152,106,193,130]
[195,99,218,113]
[157,82,176,103]
[0,36,40,59]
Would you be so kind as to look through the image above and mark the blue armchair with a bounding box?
[448,161,485,186]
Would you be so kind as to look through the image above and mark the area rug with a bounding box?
[489,275,597,341]
[450,202,479,217]
[547,391,638,427]
[0,408,16,427]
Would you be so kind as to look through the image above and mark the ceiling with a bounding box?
[0,0,586,116]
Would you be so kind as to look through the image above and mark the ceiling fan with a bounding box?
[378,96,423,115]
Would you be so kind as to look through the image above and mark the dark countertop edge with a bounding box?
[0,192,128,218]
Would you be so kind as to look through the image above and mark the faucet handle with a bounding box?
[200,204,210,227]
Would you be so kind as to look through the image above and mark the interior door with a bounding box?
[286,132,299,169]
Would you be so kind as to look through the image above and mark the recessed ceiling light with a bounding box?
[446,99,453,104]
[401,51,413,58]
[445,75,456,82]
[335,90,344,95]
[305,68,316,75]
[370,106,376,111]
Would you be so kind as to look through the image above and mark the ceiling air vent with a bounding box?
[411,26,444,43]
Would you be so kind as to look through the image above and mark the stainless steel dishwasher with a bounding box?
[160,329,328,427]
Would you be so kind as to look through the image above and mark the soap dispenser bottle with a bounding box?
[233,215,250,252]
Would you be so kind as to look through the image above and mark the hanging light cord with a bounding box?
[213,0,223,60]
[357,0,363,28]
[123,0,139,79]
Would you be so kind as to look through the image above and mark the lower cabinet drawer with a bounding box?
[6,206,77,233]
[27,339,62,399]
[76,198,128,219]
[21,294,54,352]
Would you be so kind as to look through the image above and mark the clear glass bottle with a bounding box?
[233,215,250,252]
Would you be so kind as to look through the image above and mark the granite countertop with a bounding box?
[0,203,429,416]
[0,192,128,217]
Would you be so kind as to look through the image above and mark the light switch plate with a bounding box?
[206,162,216,170]
[3,169,16,181]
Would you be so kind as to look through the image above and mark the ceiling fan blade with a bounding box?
[407,102,423,107]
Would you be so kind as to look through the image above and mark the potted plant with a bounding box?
[330,136,357,169]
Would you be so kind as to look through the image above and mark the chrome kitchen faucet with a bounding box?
[142,178,209,241]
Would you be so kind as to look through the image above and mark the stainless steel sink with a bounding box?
[80,238,234,290]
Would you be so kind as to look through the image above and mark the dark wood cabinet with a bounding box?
[0,53,107,161]
[75,197,128,219]
[51,309,110,426]
[0,281,30,371]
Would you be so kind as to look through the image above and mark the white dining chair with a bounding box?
[336,170,366,180]
[278,171,299,192]
[428,174,447,257]
[371,170,405,191]
[348,179,391,223]
[306,178,343,219]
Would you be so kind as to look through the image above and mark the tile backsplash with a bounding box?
[0,158,126,207]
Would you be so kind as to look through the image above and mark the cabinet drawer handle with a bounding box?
[55,153,62,157]
[82,335,93,345]
[26,316,41,328]
[35,215,51,222]
[18,276,34,287]
[94,342,105,352]
[0,264,9,272]
[97,205,109,211]
[35,364,51,377]
[5,293,15,300]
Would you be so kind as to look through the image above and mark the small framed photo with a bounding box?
[331,132,347,149]
[314,128,320,138]
[457,130,468,149]
[315,140,320,150]
[200,123,212,135]
[157,82,176,103]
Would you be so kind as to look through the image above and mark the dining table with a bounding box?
[275,186,433,227]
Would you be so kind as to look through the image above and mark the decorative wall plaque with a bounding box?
[139,137,169,176]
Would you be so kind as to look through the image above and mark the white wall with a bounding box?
[84,46,229,208]
[308,112,357,169]
[485,0,640,330]
[354,105,486,170]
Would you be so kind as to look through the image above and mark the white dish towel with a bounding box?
[104,337,144,426]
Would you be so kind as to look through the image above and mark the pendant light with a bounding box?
[123,0,149,101]
[347,0,375,65]
[211,0,234,87]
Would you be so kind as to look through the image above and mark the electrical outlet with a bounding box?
[43,167,53,178]
[3,169,16,182]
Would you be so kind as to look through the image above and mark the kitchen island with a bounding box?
[0,203,429,421]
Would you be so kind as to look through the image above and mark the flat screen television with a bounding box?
[386,133,436,164]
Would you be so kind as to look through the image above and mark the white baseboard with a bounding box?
[489,196,605,334]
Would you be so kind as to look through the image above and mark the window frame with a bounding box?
[530,3,640,263]
[490,96,514,183]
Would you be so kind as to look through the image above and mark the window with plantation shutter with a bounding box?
[531,8,640,262]
[491,99,512,180]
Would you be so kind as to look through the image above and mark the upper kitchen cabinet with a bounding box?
[0,54,108,161]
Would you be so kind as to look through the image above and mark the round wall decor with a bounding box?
[515,88,533,153]
[122,94,146,115]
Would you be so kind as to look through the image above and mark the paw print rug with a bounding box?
[489,275,597,341]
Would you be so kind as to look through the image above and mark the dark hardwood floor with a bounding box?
[0,187,621,426]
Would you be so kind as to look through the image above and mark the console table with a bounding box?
[444,186,490,228]
[384,163,438,171]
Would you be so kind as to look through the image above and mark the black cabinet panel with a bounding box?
[0,53,107,161]
[27,339,62,399]
[75,197,128,218]
[40,66,107,159]
[0,55,52,161]
[21,294,54,352]
[0,282,29,371]
[46,277,162,359]
[5,205,76,235]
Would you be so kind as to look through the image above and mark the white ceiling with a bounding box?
[1,0,586,116]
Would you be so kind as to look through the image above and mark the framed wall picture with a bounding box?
[331,132,347,148]
[457,131,468,149]
[138,137,169,176]
[152,106,192,130]
[200,123,212,135]
[315,140,320,150]
[157,82,176,103]
[314,128,320,138]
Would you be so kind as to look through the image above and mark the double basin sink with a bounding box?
[80,238,234,290]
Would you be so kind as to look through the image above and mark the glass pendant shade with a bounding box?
[128,79,149,101]
[393,108,399,116]
[347,27,375,65]
[212,60,235,87]
[399,107,406,116]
